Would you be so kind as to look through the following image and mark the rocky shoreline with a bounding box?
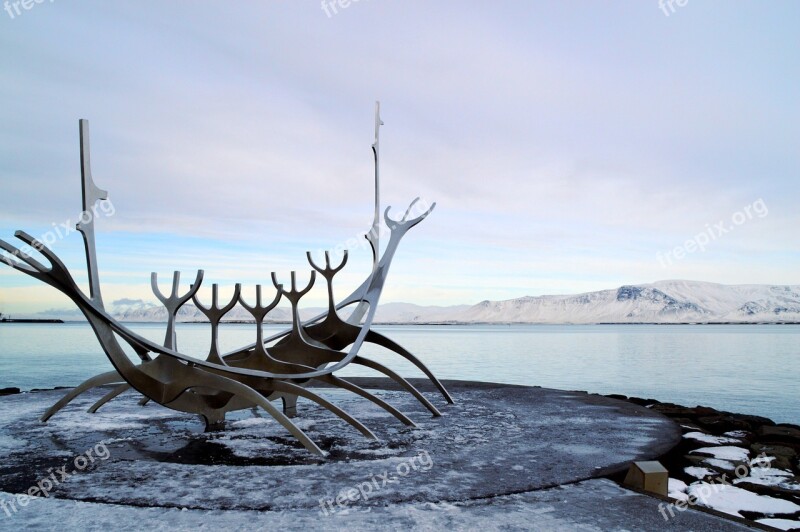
[607,394,800,530]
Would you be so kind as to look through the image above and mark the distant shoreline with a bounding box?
[0,318,64,324]
[5,320,800,326]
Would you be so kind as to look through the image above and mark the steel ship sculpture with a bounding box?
[0,103,453,456]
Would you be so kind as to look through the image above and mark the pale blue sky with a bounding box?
[1,1,798,314]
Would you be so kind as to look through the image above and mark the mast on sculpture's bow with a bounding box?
[76,120,109,308]
[367,101,383,273]
[348,102,383,325]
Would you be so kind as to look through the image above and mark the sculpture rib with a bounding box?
[88,383,131,413]
[258,380,377,440]
[40,370,124,422]
[67,309,326,456]
[314,375,417,427]
[365,330,454,404]
[347,356,441,417]
[131,355,329,455]
[304,250,452,405]
[163,373,326,456]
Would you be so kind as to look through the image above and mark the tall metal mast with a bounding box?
[367,101,383,271]
[76,120,109,307]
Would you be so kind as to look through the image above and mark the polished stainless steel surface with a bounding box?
[0,105,452,456]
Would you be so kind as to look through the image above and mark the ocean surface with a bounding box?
[0,322,797,424]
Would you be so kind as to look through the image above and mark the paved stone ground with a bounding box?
[1,478,757,530]
[0,379,759,529]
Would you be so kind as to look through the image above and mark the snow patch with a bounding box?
[702,458,736,472]
[682,432,742,445]
[723,430,750,438]
[684,466,715,479]
[689,446,749,462]
[735,467,800,490]
[668,478,689,501]
[687,483,800,517]
[0,434,28,454]
[756,518,800,531]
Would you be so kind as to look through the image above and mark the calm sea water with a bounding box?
[0,323,797,424]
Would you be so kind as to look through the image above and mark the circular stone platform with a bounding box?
[0,379,680,512]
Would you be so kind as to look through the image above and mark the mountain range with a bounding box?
[21,280,800,324]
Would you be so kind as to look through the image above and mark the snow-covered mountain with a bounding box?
[28,281,800,324]
[456,280,800,323]
[110,300,294,323]
[371,302,472,323]
[90,299,470,324]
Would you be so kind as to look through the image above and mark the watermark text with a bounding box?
[319,450,433,515]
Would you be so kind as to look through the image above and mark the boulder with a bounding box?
[735,479,800,499]
[751,443,799,472]
[605,394,627,401]
[758,426,800,446]
[650,404,693,416]
[683,454,708,466]
[627,396,655,407]
[736,414,776,428]
[697,415,752,434]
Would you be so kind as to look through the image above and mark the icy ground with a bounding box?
[0,379,758,530]
[0,479,755,531]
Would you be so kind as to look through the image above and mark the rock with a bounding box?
[736,480,800,499]
[751,443,797,460]
[651,406,689,416]
[700,458,738,475]
[693,406,722,416]
[605,394,627,401]
[650,404,692,416]
[627,397,655,407]
[684,454,709,466]
[758,426,800,445]
[736,414,776,428]
[697,415,752,434]
[0,387,20,396]
[618,393,800,522]
[675,419,704,431]
[724,430,754,444]
[751,444,799,472]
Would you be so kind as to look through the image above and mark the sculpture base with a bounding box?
[0,378,680,512]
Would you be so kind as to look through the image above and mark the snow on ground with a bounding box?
[685,466,716,479]
[682,432,743,445]
[723,430,750,439]
[703,458,737,472]
[686,482,800,518]
[690,446,750,462]
[0,434,28,455]
[668,478,689,501]
[751,455,776,466]
[756,518,800,531]
[734,466,800,490]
